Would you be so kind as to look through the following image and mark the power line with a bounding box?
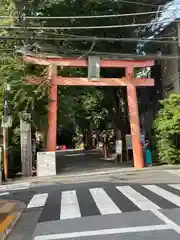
[0,35,179,44]
[0,18,177,30]
[16,48,180,60]
[22,31,179,40]
[0,7,178,20]
[1,47,180,60]
[116,0,159,7]
[0,0,160,7]
[54,50,180,60]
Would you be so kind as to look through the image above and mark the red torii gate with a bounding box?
[23,53,154,169]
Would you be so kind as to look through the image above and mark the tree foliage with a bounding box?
[0,53,49,128]
[154,94,180,164]
[11,0,172,54]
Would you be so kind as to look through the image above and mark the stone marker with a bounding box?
[37,152,56,177]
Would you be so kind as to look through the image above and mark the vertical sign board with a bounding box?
[126,135,132,149]
[88,56,100,81]
[116,140,123,163]
[126,134,132,162]
[20,113,32,177]
[126,134,145,161]
[115,140,122,154]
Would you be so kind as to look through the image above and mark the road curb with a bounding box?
[1,164,180,190]
[29,166,175,183]
[0,201,26,240]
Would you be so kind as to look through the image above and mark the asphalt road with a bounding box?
[1,181,180,240]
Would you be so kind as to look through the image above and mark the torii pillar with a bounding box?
[23,54,155,172]
[47,64,57,152]
[126,66,144,168]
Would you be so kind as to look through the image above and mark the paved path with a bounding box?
[3,182,180,240]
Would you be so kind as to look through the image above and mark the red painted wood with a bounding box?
[101,59,154,68]
[25,76,154,86]
[23,55,154,68]
[53,77,154,86]
[126,66,144,168]
[46,65,57,152]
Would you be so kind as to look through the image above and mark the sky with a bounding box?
[152,0,180,35]
[162,0,180,19]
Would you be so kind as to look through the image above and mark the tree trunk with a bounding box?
[114,87,128,163]
[96,129,100,149]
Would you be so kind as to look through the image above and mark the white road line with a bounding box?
[151,210,180,234]
[0,182,30,191]
[166,170,180,176]
[168,184,180,191]
[143,185,180,207]
[90,188,121,215]
[34,224,170,240]
[27,193,48,209]
[60,190,81,220]
[166,170,180,173]
[116,186,160,210]
[0,192,9,196]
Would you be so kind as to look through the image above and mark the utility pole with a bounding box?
[2,83,11,182]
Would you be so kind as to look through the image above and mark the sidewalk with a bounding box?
[2,164,179,187]
[0,200,25,240]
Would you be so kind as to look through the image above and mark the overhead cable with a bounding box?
[21,31,179,40]
[1,47,180,60]
[0,7,178,20]
[0,18,178,30]
[0,35,179,44]
[0,0,160,7]
[116,0,158,7]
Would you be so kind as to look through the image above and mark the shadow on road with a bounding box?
[56,149,121,174]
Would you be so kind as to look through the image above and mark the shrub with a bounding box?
[153,94,180,164]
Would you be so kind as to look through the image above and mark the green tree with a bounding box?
[154,94,180,164]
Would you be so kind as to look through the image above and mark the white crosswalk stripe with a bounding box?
[143,185,180,207]
[0,192,9,196]
[169,184,180,191]
[60,190,81,220]
[0,182,30,192]
[23,184,180,221]
[90,188,121,214]
[165,169,180,176]
[27,193,48,209]
[116,186,160,210]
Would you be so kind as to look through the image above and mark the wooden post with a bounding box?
[20,113,32,176]
[126,67,144,168]
[47,64,57,152]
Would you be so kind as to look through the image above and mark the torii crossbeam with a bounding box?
[23,53,154,169]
